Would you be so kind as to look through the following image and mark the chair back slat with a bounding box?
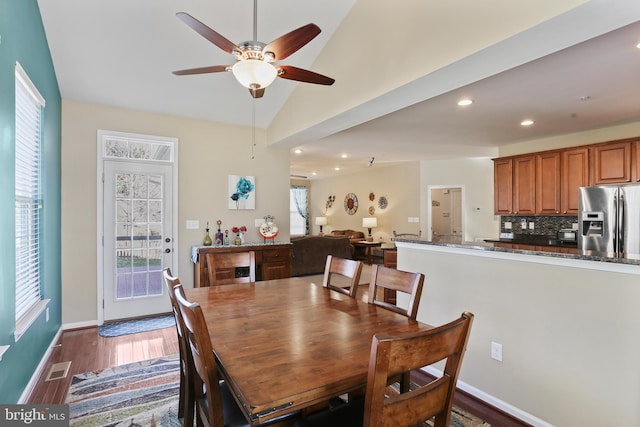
[205,251,256,286]
[368,264,424,320]
[322,255,363,297]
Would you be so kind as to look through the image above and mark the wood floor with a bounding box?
[27,326,179,405]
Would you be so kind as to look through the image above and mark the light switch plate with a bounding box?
[186,220,199,230]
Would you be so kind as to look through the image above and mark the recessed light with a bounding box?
[334,167,340,171]
[520,119,534,126]
[294,149,302,154]
[457,99,473,106]
[340,154,348,159]
[312,172,317,176]
[637,41,640,49]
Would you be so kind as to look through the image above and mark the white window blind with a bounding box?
[15,62,45,324]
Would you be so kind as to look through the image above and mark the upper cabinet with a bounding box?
[592,141,632,185]
[494,158,513,214]
[561,147,589,214]
[536,152,561,214]
[513,155,536,214]
[494,137,640,216]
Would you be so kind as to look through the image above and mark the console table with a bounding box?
[353,241,382,265]
[192,243,292,287]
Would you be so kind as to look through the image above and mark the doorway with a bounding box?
[428,186,464,243]
[97,131,178,323]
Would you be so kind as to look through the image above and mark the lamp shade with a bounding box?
[231,59,278,89]
[315,216,328,226]
[362,217,377,228]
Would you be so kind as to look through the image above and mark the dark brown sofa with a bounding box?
[291,235,354,276]
[330,229,365,243]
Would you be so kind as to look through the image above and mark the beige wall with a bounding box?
[61,100,290,325]
[400,244,640,426]
[420,157,500,242]
[309,163,421,243]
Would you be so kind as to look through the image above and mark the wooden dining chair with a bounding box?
[174,284,300,427]
[293,312,474,427]
[205,251,256,286]
[367,264,424,320]
[174,283,251,427]
[322,255,363,298]
[162,267,194,427]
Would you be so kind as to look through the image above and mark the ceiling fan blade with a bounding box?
[263,23,321,61]
[172,65,230,76]
[176,12,240,55]
[277,65,335,85]
[249,87,265,98]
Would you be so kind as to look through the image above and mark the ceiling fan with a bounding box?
[172,0,335,98]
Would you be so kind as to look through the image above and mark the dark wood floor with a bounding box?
[28,326,529,427]
[27,326,179,405]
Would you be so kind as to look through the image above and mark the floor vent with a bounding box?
[45,361,71,381]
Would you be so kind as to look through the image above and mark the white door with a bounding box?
[103,161,173,321]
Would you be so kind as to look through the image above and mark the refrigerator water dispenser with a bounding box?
[581,211,604,237]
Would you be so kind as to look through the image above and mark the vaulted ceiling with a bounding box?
[38,1,640,179]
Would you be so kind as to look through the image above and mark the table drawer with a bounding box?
[262,249,290,262]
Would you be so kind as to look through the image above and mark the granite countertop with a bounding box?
[393,238,640,266]
[483,234,578,249]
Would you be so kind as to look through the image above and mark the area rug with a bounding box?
[67,355,490,427]
[98,314,175,337]
[66,355,181,426]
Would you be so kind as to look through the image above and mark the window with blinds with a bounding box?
[15,62,45,327]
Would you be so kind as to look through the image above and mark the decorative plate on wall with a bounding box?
[344,193,358,215]
[378,196,388,210]
[369,206,375,215]
[369,192,375,201]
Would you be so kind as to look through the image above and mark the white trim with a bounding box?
[0,345,9,361]
[63,320,98,330]
[14,299,50,342]
[17,327,63,404]
[15,62,45,106]
[422,366,554,427]
[96,130,179,325]
[426,184,466,242]
[395,241,640,275]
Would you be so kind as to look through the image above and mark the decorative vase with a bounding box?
[203,228,212,246]
[224,233,230,246]
[215,228,224,246]
[234,234,242,245]
[239,232,245,244]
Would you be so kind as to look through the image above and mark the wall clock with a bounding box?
[378,196,388,210]
[344,193,358,215]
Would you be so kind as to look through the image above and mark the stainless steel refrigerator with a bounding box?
[578,184,640,256]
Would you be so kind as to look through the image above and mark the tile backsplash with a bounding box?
[500,215,578,236]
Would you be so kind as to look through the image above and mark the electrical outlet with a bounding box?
[529,222,535,230]
[504,221,512,230]
[572,223,578,230]
[491,341,503,362]
[520,219,527,229]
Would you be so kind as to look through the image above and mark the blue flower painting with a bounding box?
[228,175,255,209]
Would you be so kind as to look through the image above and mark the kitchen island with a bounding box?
[393,238,640,426]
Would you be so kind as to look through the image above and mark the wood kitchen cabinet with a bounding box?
[592,140,632,184]
[633,140,640,183]
[561,147,590,214]
[194,243,292,287]
[494,158,513,214]
[513,155,536,215]
[536,152,561,214]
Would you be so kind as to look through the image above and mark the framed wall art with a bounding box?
[229,175,255,210]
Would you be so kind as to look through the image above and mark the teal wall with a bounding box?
[0,0,62,403]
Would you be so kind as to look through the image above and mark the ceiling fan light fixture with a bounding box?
[232,59,278,89]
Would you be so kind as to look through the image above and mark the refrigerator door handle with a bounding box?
[618,192,625,254]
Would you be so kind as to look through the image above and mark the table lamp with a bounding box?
[362,217,378,241]
[315,216,327,235]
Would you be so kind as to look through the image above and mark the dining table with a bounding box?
[184,276,433,426]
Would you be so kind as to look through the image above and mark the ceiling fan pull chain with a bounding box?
[251,98,256,160]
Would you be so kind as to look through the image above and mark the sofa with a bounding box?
[291,235,354,276]
[330,229,365,243]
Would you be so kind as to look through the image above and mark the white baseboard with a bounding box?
[63,320,98,330]
[422,366,554,427]
[18,327,63,404]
